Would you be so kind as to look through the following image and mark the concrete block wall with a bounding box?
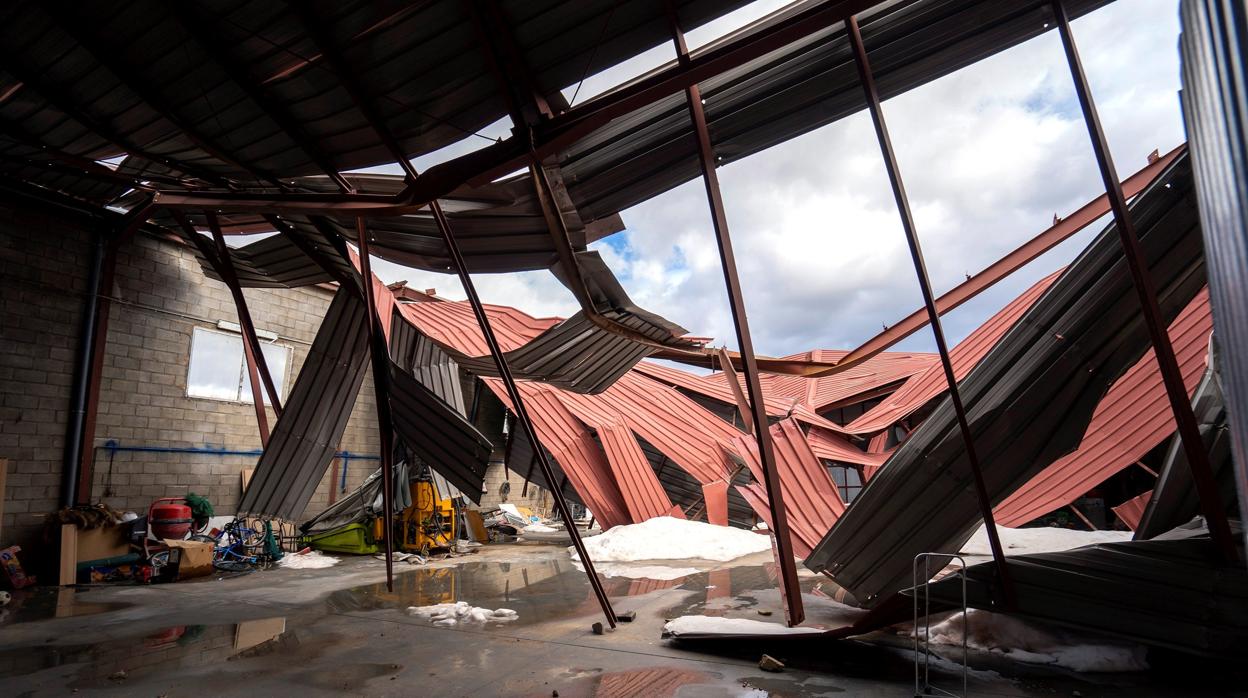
[0,202,380,552]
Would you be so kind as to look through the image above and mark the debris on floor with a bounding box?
[758,654,785,672]
[277,550,340,569]
[405,601,518,625]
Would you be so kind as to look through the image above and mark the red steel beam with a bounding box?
[847,14,1015,605]
[839,144,1186,367]
[666,4,805,627]
[1050,0,1237,560]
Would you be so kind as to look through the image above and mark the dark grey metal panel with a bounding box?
[561,0,1113,220]
[388,360,494,503]
[1136,338,1239,539]
[1179,0,1248,562]
[805,155,1208,605]
[926,523,1248,658]
[239,286,371,519]
[390,312,467,415]
[455,311,655,394]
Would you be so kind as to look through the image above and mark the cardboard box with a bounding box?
[163,539,214,580]
[76,525,130,562]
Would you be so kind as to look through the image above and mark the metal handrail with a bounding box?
[913,553,967,698]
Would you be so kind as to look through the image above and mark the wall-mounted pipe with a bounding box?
[61,231,106,508]
[100,440,377,462]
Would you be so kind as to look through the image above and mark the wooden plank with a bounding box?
[0,458,7,541]
[59,524,77,586]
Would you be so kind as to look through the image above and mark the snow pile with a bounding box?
[277,550,339,569]
[573,517,770,563]
[405,601,518,626]
[522,523,558,534]
[664,615,823,637]
[960,525,1131,556]
[573,560,699,580]
[920,609,1147,672]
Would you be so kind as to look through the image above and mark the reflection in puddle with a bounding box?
[0,587,128,625]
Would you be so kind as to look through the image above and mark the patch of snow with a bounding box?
[960,525,1131,556]
[573,516,771,563]
[522,523,557,533]
[572,560,700,580]
[919,609,1147,673]
[664,615,824,637]
[406,601,518,625]
[277,550,339,569]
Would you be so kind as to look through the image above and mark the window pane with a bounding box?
[242,342,291,405]
[188,328,244,400]
[846,467,862,488]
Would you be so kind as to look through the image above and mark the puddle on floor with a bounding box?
[0,587,129,625]
[326,557,699,627]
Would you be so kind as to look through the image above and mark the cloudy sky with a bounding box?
[367,0,1186,359]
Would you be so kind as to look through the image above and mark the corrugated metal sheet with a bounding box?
[0,0,749,199]
[805,155,1207,605]
[239,286,370,519]
[390,314,466,415]
[846,269,1063,435]
[1112,490,1150,530]
[596,421,676,521]
[560,0,1112,220]
[805,425,888,468]
[388,360,494,502]
[925,524,1248,658]
[1180,0,1248,561]
[995,289,1213,526]
[483,379,631,528]
[1136,341,1239,539]
[732,418,846,558]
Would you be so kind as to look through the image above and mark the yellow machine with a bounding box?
[399,476,457,554]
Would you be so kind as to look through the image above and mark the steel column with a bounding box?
[846,15,1015,604]
[353,218,399,592]
[665,5,804,626]
[206,214,284,417]
[1050,0,1237,560]
[426,195,619,627]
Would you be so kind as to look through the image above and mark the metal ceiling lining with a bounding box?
[1136,338,1239,539]
[387,360,494,503]
[1179,0,1248,562]
[179,229,354,289]
[846,269,1063,435]
[924,524,1248,658]
[805,155,1208,605]
[995,289,1215,527]
[731,418,846,559]
[559,0,1113,220]
[239,286,370,520]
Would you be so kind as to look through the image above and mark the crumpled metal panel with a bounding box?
[239,286,370,519]
[924,523,1248,658]
[388,360,494,503]
[805,155,1207,606]
[1180,0,1248,562]
[1136,338,1239,539]
[732,419,845,558]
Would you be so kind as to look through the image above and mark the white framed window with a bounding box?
[187,327,291,405]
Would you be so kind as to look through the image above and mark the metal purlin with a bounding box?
[1049,0,1237,560]
[665,2,805,626]
[846,14,1016,606]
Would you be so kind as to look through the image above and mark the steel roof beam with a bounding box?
[1051,0,1237,561]
[847,13,1015,606]
[666,2,805,627]
[166,4,352,193]
[45,4,285,189]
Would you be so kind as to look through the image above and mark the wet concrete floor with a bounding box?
[0,543,1239,697]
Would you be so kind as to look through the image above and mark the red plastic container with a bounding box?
[149,498,193,540]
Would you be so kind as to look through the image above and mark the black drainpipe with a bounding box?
[61,230,106,508]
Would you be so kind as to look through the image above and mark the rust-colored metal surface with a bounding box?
[1112,490,1152,530]
[847,269,1063,435]
[732,419,846,559]
[995,289,1213,526]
